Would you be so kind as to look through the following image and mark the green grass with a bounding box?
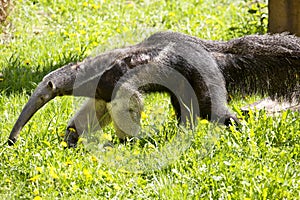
[1,0,300,199]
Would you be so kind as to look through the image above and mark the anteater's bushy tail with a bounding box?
[207,33,300,101]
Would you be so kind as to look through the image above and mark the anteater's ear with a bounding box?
[47,81,56,90]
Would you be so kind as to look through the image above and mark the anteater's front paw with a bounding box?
[64,127,79,148]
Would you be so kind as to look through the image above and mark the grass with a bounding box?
[0,0,11,23]
[1,0,300,199]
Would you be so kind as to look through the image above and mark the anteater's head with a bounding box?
[8,62,78,145]
[7,46,147,145]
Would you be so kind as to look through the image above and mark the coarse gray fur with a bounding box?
[7,31,300,146]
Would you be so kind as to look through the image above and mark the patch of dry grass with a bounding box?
[0,0,11,23]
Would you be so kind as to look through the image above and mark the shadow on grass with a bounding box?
[0,50,87,95]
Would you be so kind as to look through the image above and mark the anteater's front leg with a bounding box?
[64,98,111,147]
[108,90,143,141]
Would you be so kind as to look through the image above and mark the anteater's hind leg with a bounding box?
[195,82,239,126]
[170,92,237,126]
[64,98,111,147]
[170,72,239,126]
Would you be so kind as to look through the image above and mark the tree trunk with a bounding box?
[268,0,300,36]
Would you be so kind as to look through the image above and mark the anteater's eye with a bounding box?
[47,81,55,90]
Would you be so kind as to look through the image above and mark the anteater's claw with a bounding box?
[64,127,79,148]
[7,138,16,146]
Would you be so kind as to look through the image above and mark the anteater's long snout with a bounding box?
[8,81,56,145]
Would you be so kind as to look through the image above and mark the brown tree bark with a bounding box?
[268,0,300,36]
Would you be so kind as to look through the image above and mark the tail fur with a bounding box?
[206,33,300,101]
